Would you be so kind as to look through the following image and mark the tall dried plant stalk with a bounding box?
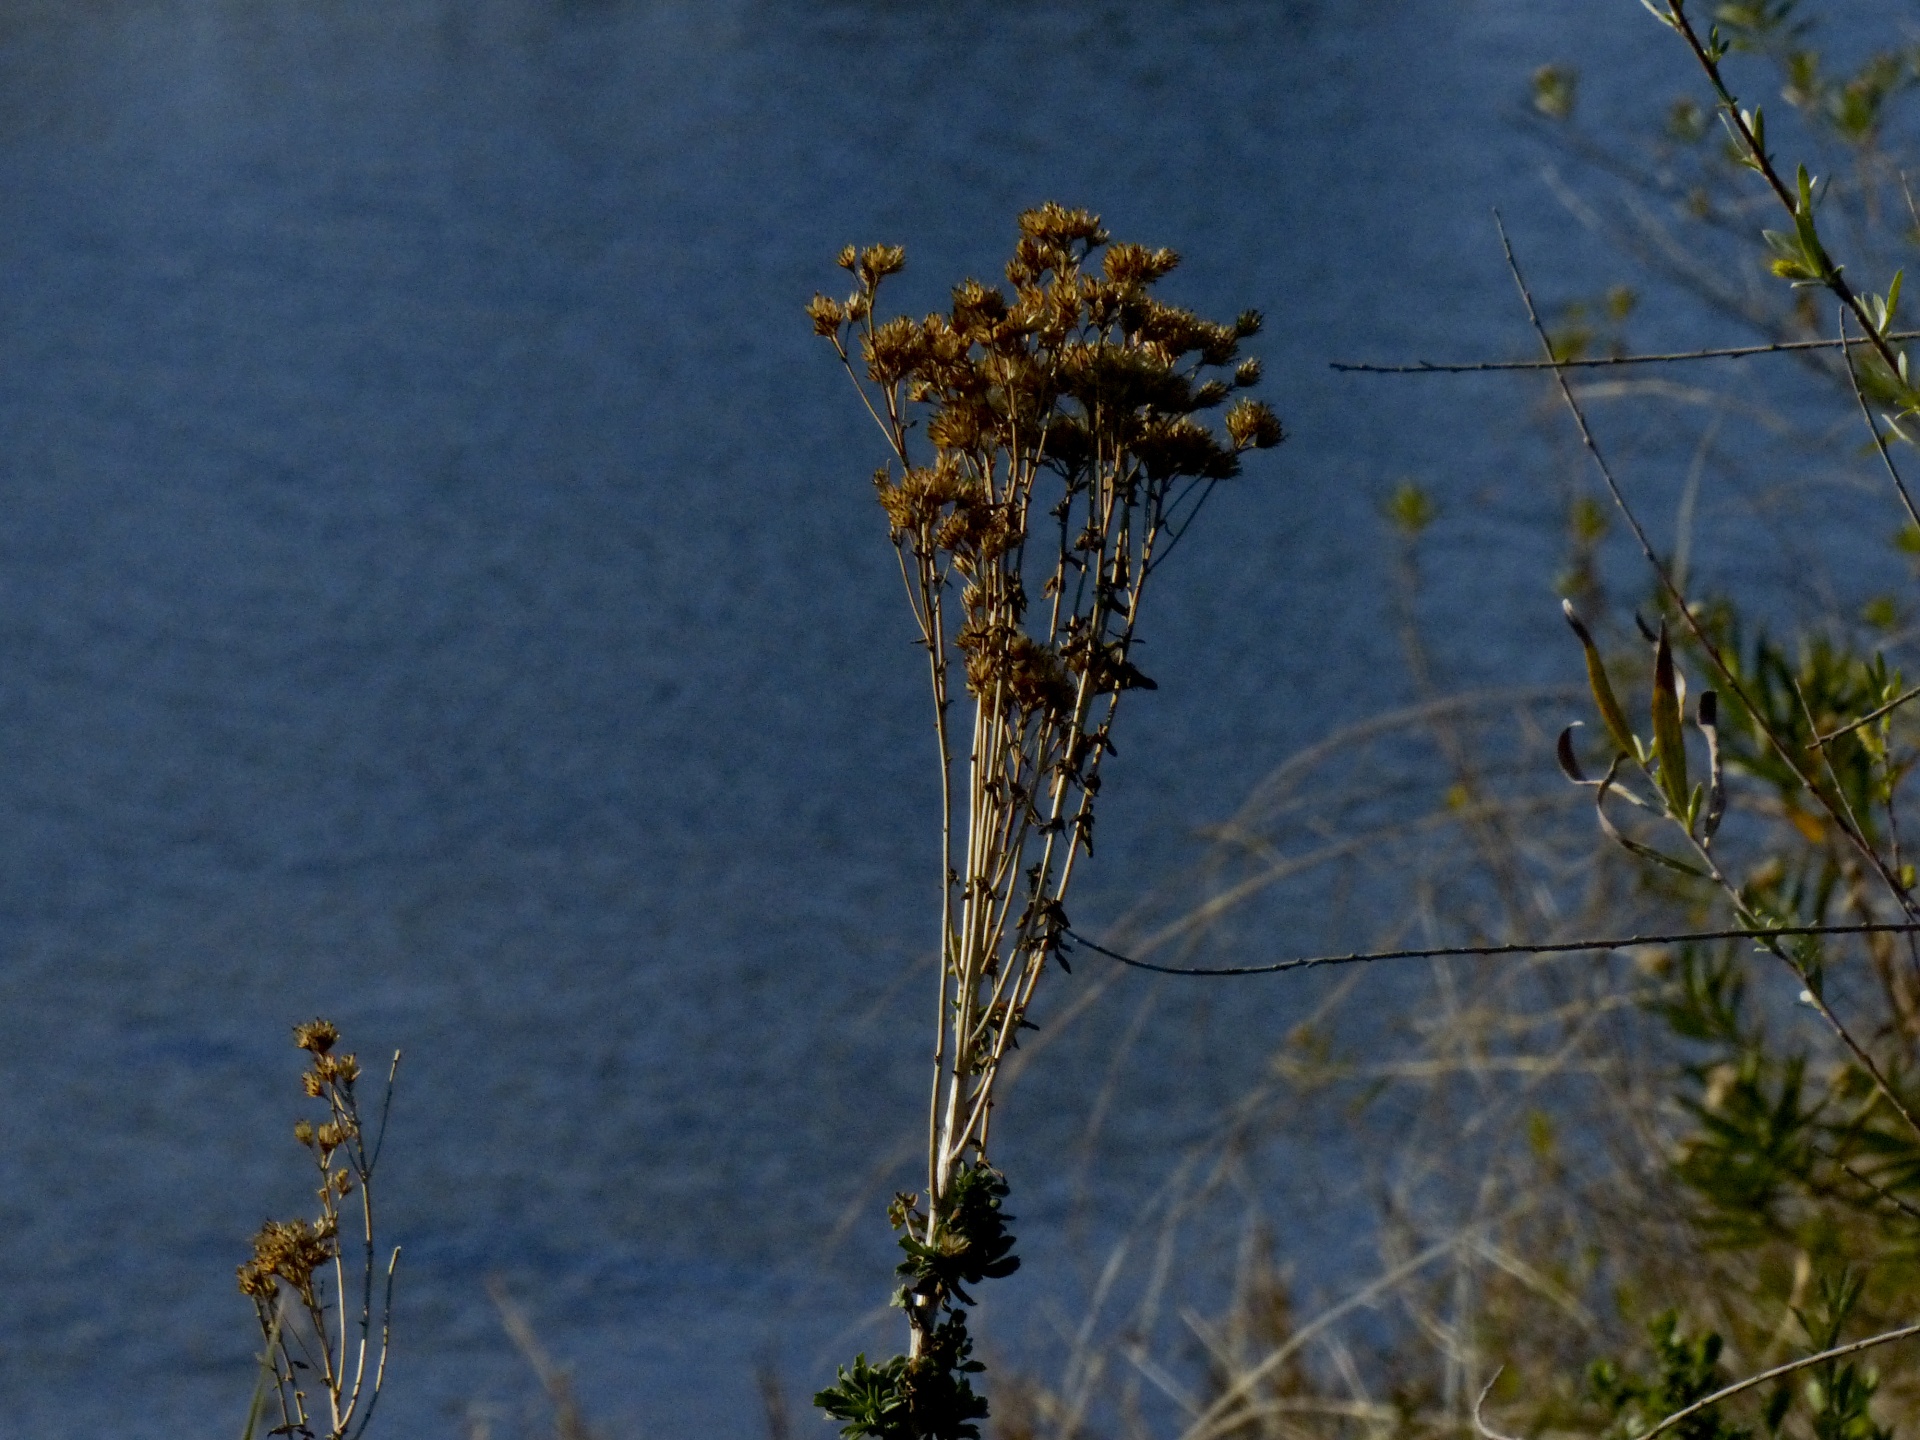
[808,204,1281,1436]
[238,1020,401,1440]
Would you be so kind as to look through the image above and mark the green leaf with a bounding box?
[1564,601,1639,759]
[1653,623,1692,815]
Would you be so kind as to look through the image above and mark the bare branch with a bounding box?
[1331,330,1920,375]
[1642,1320,1920,1440]
[1065,922,1920,978]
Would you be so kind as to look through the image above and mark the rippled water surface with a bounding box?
[0,2,1770,1433]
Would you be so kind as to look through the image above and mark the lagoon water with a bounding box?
[0,2,1857,1434]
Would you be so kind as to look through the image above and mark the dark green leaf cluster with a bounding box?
[1656,946,1920,1250]
[1677,1043,1819,1247]
[1801,1275,1894,1440]
[814,1312,989,1440]
[1591,1312,1756,1440]
[895,1162,1020,1307]
[816,1166,1018,1440]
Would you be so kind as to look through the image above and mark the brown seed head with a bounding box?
[237,1258,279,1299]
[1101,242,1179,287]
[858,244,906,285]
[243,1217,337,1295]
[806,293,845,338]
[1018,202,1109,252]
[293,1019,338,1055]
[1225,398,1285,451]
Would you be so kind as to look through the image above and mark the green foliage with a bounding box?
[1677,1046,1819,1247]
[1800,1275,1895,1440]
[1590,1312,1753,1440]
[1653,939,1920,1256]
[814,1313,990,1440]
[895,1162,1020,1308]
[817,1166,1018,1439]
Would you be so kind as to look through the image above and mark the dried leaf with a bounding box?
[1652,623,1690,817]
[1699,690,1726,842]
[1557,724,1590,784]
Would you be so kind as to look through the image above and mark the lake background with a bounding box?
[0,2,1885,1434]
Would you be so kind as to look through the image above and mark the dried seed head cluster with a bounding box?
[237,1215,338,1302]
[811,204,1283,1405]
[237,1020,401,1440]
[293,1018,338,1054]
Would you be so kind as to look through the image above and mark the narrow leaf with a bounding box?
[1563,600,1637,758]
[1652,622,1690,815]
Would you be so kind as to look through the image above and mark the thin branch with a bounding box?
[1330,330,1920,375]
[1472,1369,1523,1440]
[1063,922,1920,978]
[1838,306,1920,535]
[1494,211,1920,925]
[1823,1149,1920,1224]
[1815,680,1920,742]
[1641,1319,1920,1440]
[1661,1,1909,383]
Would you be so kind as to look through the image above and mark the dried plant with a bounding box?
[807,204,1283,1436]
[238,1020,401,1440]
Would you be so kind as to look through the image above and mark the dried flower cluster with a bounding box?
[239,1020,400,1440]
[811,204,1281,1433]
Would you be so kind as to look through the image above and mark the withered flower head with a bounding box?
[807,293,845,337]
[237,1258,278,1299]
[858,244,906,285]
[293,1019,338,1055]
[1101,242,1180,287]
[1225,398,1286,451]
[1018,202,1109,251]
[239,1216,337,1297]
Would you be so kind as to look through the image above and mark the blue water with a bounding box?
[0,1,1880,1434]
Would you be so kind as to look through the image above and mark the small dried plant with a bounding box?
[238,1020,401,1440]
[808,204,1283,1436]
